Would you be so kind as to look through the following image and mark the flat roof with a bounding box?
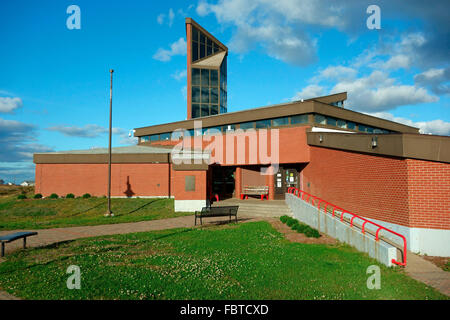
[35,145,173,155]
[307,131,450,163]
[134,92,419,137]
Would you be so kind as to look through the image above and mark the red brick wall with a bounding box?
[170,167,207,200]
[301,146,410,227]
[35,163,171,197]
[301,146,450,230]
[144,125,311,165]
[407,159,450,229]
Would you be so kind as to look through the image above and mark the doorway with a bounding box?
[274,166,302,200]
[211,166,235,200]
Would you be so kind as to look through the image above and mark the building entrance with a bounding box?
[211,166,235,200]
[274,166,301,200]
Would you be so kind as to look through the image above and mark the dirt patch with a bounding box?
[421,255,449,272]
[268,219,338,245]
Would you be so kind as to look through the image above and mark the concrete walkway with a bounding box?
[405,252,450,296]
[0,215,449,299]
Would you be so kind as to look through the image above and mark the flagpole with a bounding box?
[106,69,114,217]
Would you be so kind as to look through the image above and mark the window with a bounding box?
[192,104,200,118]
[326,117,337,126]
[192,87,200,103]
[192,67,220,118]
[160,133,170,140]
[205,126,222,135]
[201,69,209,87]
[272,117,289,127]
[210,104,218,115]
[141,136,149,142]
[192,27,199,42]
[192,41,198,61]
[358,124,367,132]
[192,68,201,86]
[347,121,356,130]
[210,87,218,104]
[314,114,326,124]
[200,42,205,59]
[201,104,209,117]
[201,87,209,103]
[171,131,183,140]
[239,122,255,130]
[223,124,235,132]
[210,69,218,87]
[337,119,346,128]
[255,119,271,129]
[291,114,309,124]
[150,134,159,141]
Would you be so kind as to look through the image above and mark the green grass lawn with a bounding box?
[0,221,446,300]
[0,196,191,230]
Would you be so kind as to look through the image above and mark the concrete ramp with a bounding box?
[285,193,398,267]
[213,199,293,218]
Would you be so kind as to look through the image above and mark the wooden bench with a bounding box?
[0,231,38,257]
[241,185,269,200]
[195,206,239,226]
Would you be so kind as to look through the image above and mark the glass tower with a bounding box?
[186,18,228,119]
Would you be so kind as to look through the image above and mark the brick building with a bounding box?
[34,18,450,256]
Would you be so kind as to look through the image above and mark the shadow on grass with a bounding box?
[69,200,107,217]
[196,217,255,227]
[124,199,162,215]
[68,198,163,218]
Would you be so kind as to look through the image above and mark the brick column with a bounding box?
[268,169,275,200]
[235,167,242,199]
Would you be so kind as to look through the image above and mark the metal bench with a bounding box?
[241,185,269,200]
[0,231,38,257]
[195,206,239,225]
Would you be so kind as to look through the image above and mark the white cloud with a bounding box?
[153,37,187,62]
[157,13,165,25]
[374,54,411,70]
[367,112,450,136]
[171,70,187,81]
[312,65,357,82]
[414,67,450,95]
[197,0,319,65]
[168,8,175,27]
[0,117,53,163]
[181,85,187,101]
[291,84,324,101]
[0,97,23,113]
[332,71,438,112]
[47,124,108,138]
[157,8,175,27]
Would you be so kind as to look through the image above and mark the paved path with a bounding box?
[0,215,449,299]
[405,252,450,297]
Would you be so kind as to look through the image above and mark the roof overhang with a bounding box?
[134,96,419,137]
[307,131,450,163]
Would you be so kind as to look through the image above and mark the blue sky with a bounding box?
[0,0,449,182]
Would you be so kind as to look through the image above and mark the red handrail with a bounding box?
[286,187,407,266]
